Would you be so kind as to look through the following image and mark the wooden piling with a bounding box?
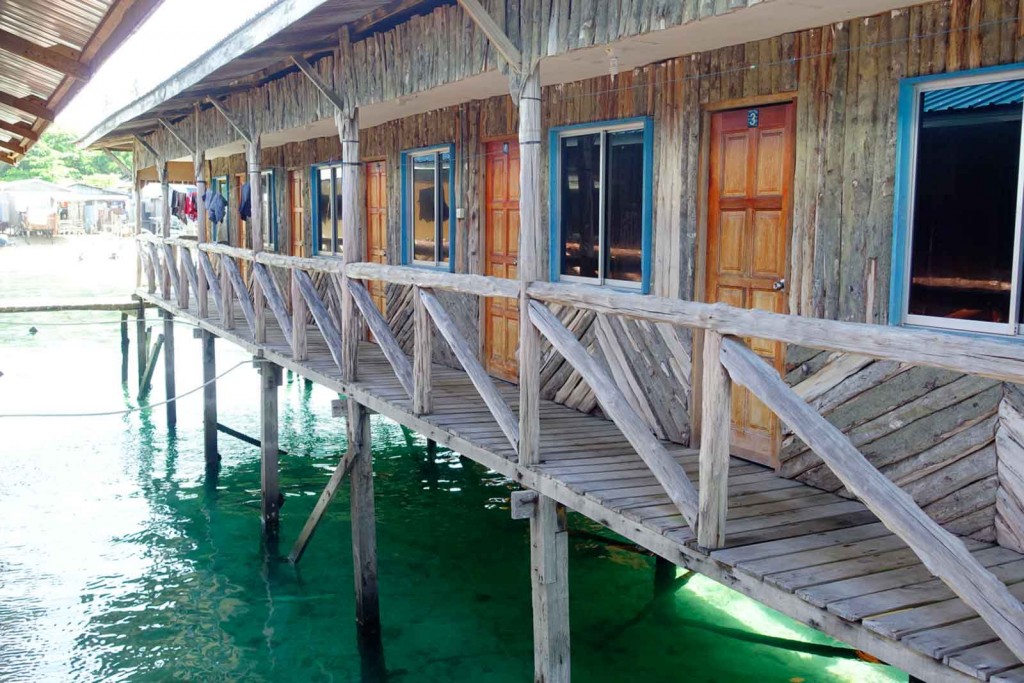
[120,312,129,384]
[259,360,282,537]
[202,330,218,466]
[162,310,176,428]
[138,333,164,400]
[530,496,570,683]
[349,399,380,636]
[135,303,146,388]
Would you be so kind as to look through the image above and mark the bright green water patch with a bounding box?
[0,237,906,682]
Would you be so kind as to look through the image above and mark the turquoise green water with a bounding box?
[0,237,906,682]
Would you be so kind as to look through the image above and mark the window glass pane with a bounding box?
[334,169,344,251]
[605,129,644,283]
[909,82,1023,324]
[439,152,451,264]
[318,167,333,253]
[411,153,436,262]
[560,132,602,279]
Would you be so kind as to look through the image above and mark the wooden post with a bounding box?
[163,309,176,428]
[138,333,164,400]
[348,399,380,636]
[176,244,189,309]
[135,302,147,387]
[195,121,209,318]
[697,331,731,549]
[337,27,362,382]
[220,254,234,329]
[517,64,543,466]
[202,330,218,467]
[291,269,308,360]
[413,286,432,414]
[258,359,282,537]
[120,312,129,384]
[530,496,570,683]
[134,178,143,289]
[158,161,171,299]
[247,138,266,343]
[515,60,570,683]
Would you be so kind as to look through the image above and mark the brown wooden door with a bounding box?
[705,102,796,467]
[366,160,388,315]
[289,170,305,257]
[484,139,520,382]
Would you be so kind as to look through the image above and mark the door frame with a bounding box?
[479,135,520,377]
[691,93,798,467]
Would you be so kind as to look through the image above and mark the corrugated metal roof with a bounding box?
[0,0,112,51]
[923,80,1024,112]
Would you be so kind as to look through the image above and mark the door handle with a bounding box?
[772,278,786,292]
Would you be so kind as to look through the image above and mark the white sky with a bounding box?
[58,0,276,136]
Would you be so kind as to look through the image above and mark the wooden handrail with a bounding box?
[719,335,1024,664]
[347,262,520,298]
[527,281,1024,385]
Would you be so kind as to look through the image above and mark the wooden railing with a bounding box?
[134,234,1024,663]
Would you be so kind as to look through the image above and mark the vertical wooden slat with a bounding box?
[291,269,308,361]
[413,286,432,415]
[697,331,731,549]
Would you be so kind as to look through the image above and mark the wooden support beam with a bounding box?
[529,301,699,530]
[456,0,522,70]
[207,97,252,145]
[180,247,200,303]
[158,117,194,155]
[0,91,54,121]
[0,150,16,165]
[135,303,147,388]
[294,268,344,370]
[697,331,731,550]
[0,137,23,155]
[288,443,359,563]
[349,279,413,397]
[103,148,131,176]
[337,106,361,382]
[420,287,520,453]
[530,495,570,682]
[163,310,176,428]
[194,103,209,319]
[290,54,345,111]
[138,332,164,399]
[252,262,293,347]
[349,400,380,637]
[132,133,161,162]
[718,336,1024,665]
[247,137,266,344]
[197,250,224,320]
[346,262,520,297]
[202,330,218,467]
[219,254,257,335]
[413,287,432,415]
[120,313,130,384]
[258,360,282,538]
[0,119,37,142]
[291,269,308,361]
[0,28,91,79]
[161,243,182,304]
[517,64,542,465]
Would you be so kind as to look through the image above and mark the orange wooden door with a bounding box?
[705,102,795,467]
[484,139,520,382]
[366,160,388,314]
[289,170,305,256]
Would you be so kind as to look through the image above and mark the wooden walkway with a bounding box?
[147,290,1024,683]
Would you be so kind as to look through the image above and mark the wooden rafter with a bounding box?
[132,133,161,162]
[206,97,252,144]
[0,150,16,165]
[0,28,91,80]
[0,92,54,121]
[158,117,195,154]
[103,148,132,176]
[289,54,345,112]
[455,0,522,70]
[0,119,37,142]
[0,137,23,155]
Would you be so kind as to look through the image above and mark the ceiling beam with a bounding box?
[0,119,37,142]
[0,28,91,80]
[158,117,195,154]
[206,97,253,145]
[455,0,521,71]
[0,137,24,155]
[0,92,54,121]
[0,151,17,165]
[290,54,345,112]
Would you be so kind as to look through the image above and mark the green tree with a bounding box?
[0,128,130,184]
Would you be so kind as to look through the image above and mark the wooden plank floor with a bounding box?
[149,290,1024,683]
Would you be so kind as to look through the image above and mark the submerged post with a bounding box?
[258,359,282,537]
[135,302,146,388]
[348,399,379,636]
[162,309,176,428]
[120,312,129,384]
[202,330,218,467]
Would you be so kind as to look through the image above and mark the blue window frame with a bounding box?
[259,169,277,252]
[400,144,455,270]
[311,162,344,256]
[891,63,1024,337]
[548,117,653,293]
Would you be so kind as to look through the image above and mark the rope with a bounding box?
[0,360,249,418]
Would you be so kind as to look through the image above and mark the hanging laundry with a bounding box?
[184,191,198,221]
[206,190,226,227]
[238,182,251,221]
